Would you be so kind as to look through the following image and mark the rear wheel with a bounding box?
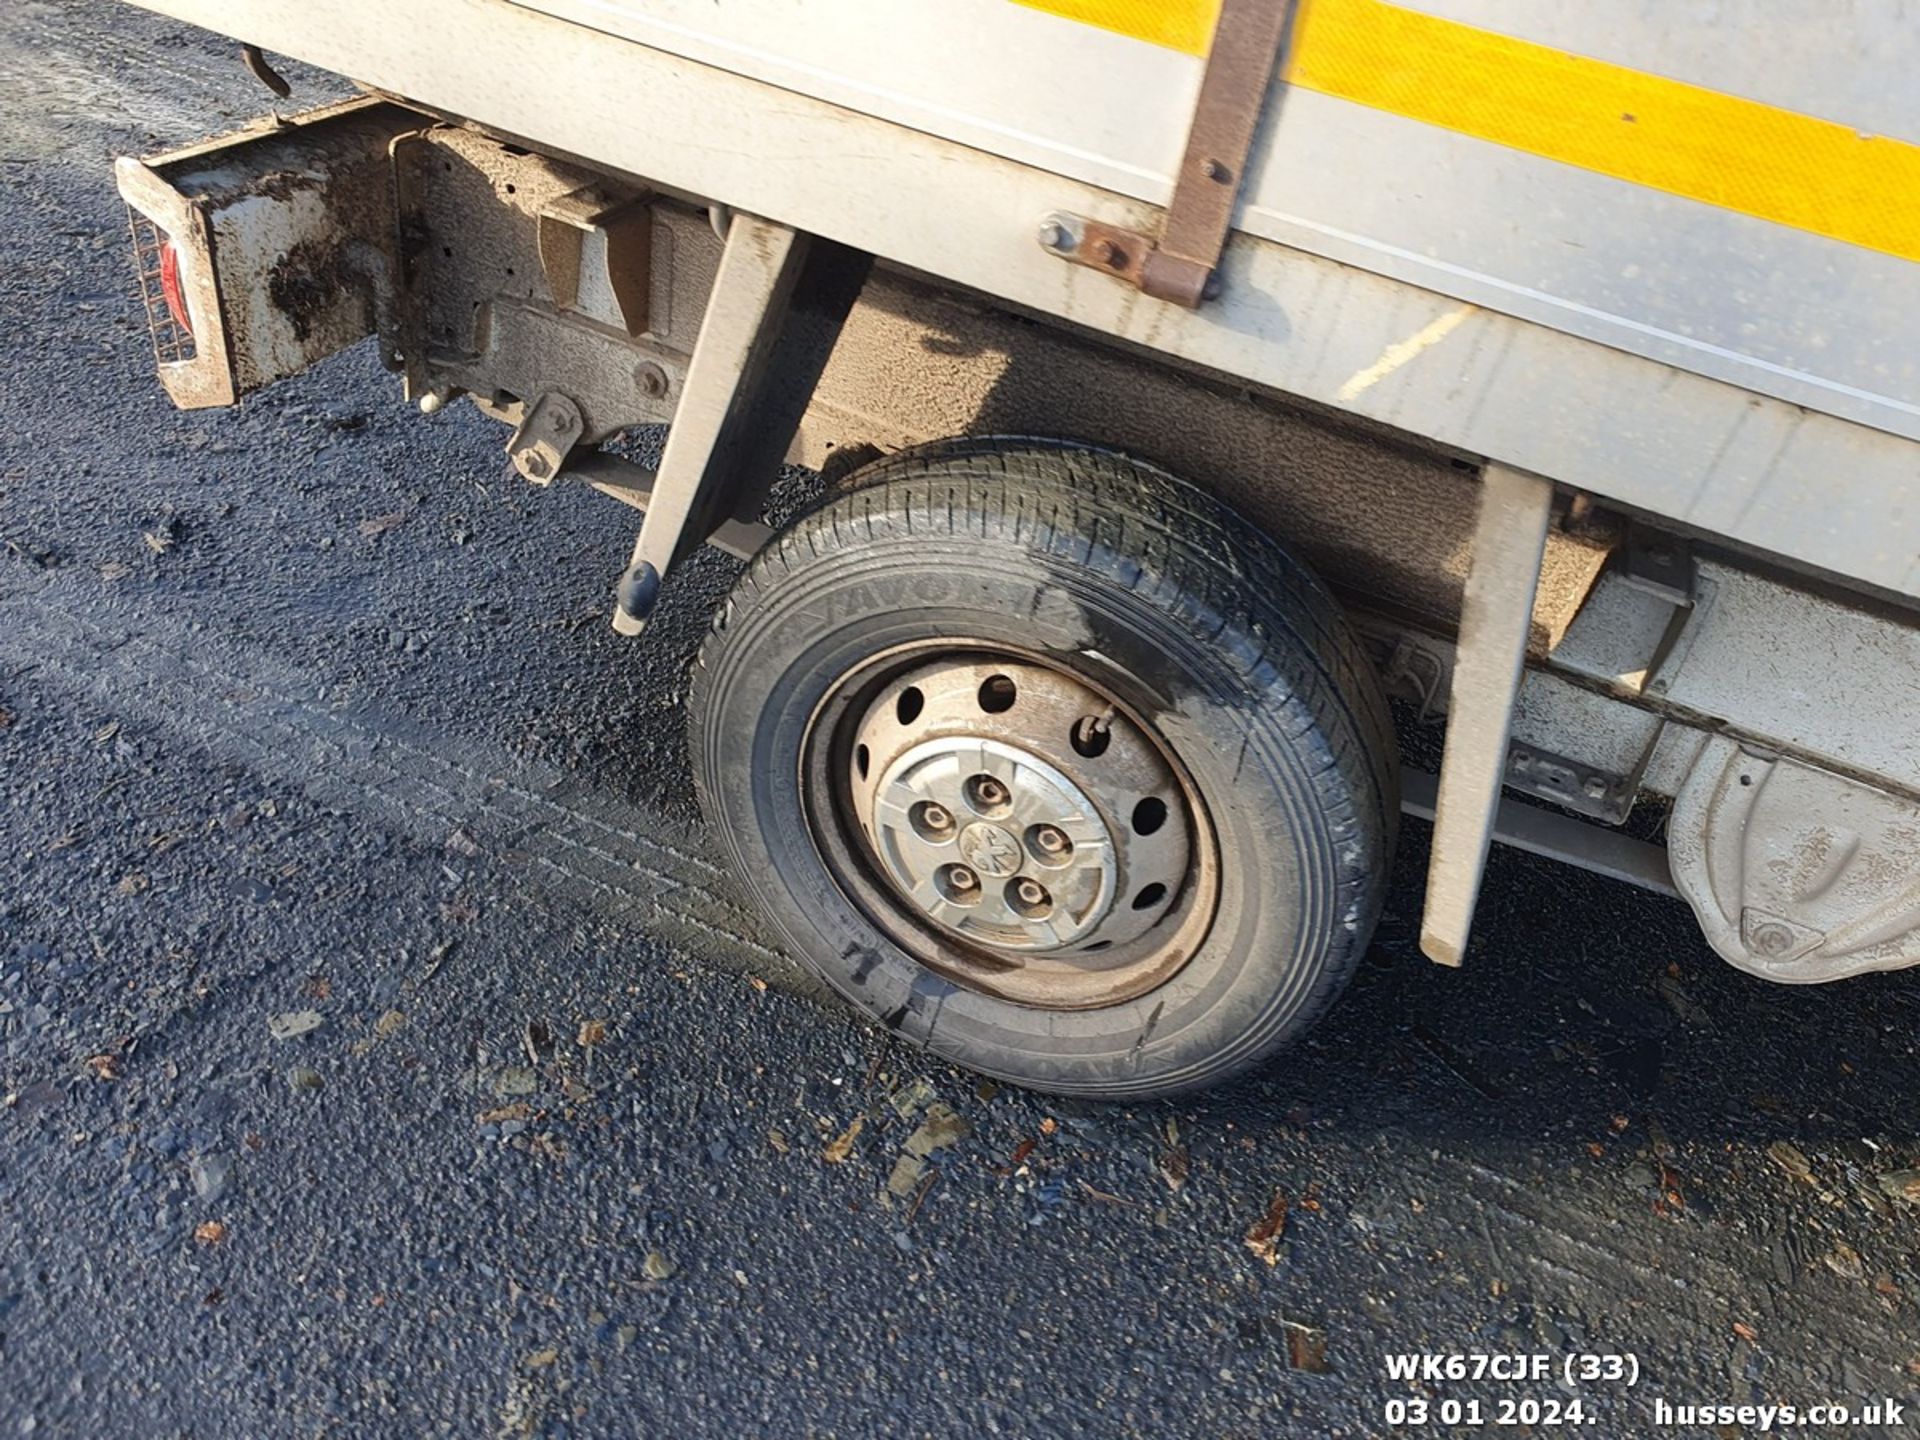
[690,437,1397,1098]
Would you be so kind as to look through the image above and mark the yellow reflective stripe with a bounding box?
[1015,0,1920,263]
[1017,0,1218,55]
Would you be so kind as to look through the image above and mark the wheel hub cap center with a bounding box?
[958,822,1022,878]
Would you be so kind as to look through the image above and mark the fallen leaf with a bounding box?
[493,1066,537,1097]
[1609,1114,1631,1134]
[142,530,173,555]
[747,977,767,993]
[1009,1137,1037,1168]
[642,1250,677,1281]
[902,1103,970,1159]
[524,1347,558,1369]
[522,1019,552,1065]
[1766,1141,1813,1180]
[1876,1169,1920,1204]
[1157,1143,1190,1192]
[374,1009,406,1039]
[577,1019,608,1048]
[116,873,148,897]
[193,1221,227,1246]
[1825,1242,1866,1281]
[358,509,410,539]
[1077,1181,1135,1208]
[476,1103,531,1127]
[1282,1321,1328,1373]
[887,1078,935,1122]
[303,977,331,1000]
[1244,1189,1291,1266]
[767,1129,789,1155]
[1732,1321,1760,1343]
[822,1115,864,1164]
[887,1152,928,1199]
[267,1010,324,1042]
[84,1054,122,1081]
[903,1167,940,1225]
[1586,1142,1606,1158]
[1039,1117,1058,1136]
[0,706,14,729]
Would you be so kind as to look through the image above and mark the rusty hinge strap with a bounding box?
[1138,0,1293,307]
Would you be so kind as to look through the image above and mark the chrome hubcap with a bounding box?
[849,657,1191,955]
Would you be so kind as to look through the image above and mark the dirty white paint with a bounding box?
[1336,304,1476,403]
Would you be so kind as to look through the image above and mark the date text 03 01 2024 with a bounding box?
[1381,1353,1638,1430]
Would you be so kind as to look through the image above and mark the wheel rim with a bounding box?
[807,646,1219,1010]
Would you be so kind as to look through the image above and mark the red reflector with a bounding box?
[159,239,192,338]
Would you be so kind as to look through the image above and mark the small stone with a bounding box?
[267,1010,323,1042]
[642,1251,676,1281]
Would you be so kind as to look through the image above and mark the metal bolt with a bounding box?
[969,775,1009,810]
[520,452,552,481]
[1016,879,1047,907]
[1034,826,1067,855]
[1201,157,1230,183]
[949,866,978,892]
[1036,218,1070,251]
[1752,922,1795,957]
[549,407,572,433]
[922,803,952,831]
[635,362,669,399]
[1581,775,1609,799]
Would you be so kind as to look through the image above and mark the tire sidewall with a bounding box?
[699,538,1360,1097]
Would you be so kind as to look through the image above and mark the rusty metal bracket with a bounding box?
[1039,0,1291,307]
[537,186,652,337]
[506,390,584,484]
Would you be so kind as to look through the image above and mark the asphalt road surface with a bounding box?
[4,6,1920,1437]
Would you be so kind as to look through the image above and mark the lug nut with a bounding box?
[950,866,978,891]
[922,803,952,830]
[1016,879,1046,906]
[1034,826,1067,854]
[968,775,1009,811]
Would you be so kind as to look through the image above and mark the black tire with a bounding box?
[690,437,1398,1098]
